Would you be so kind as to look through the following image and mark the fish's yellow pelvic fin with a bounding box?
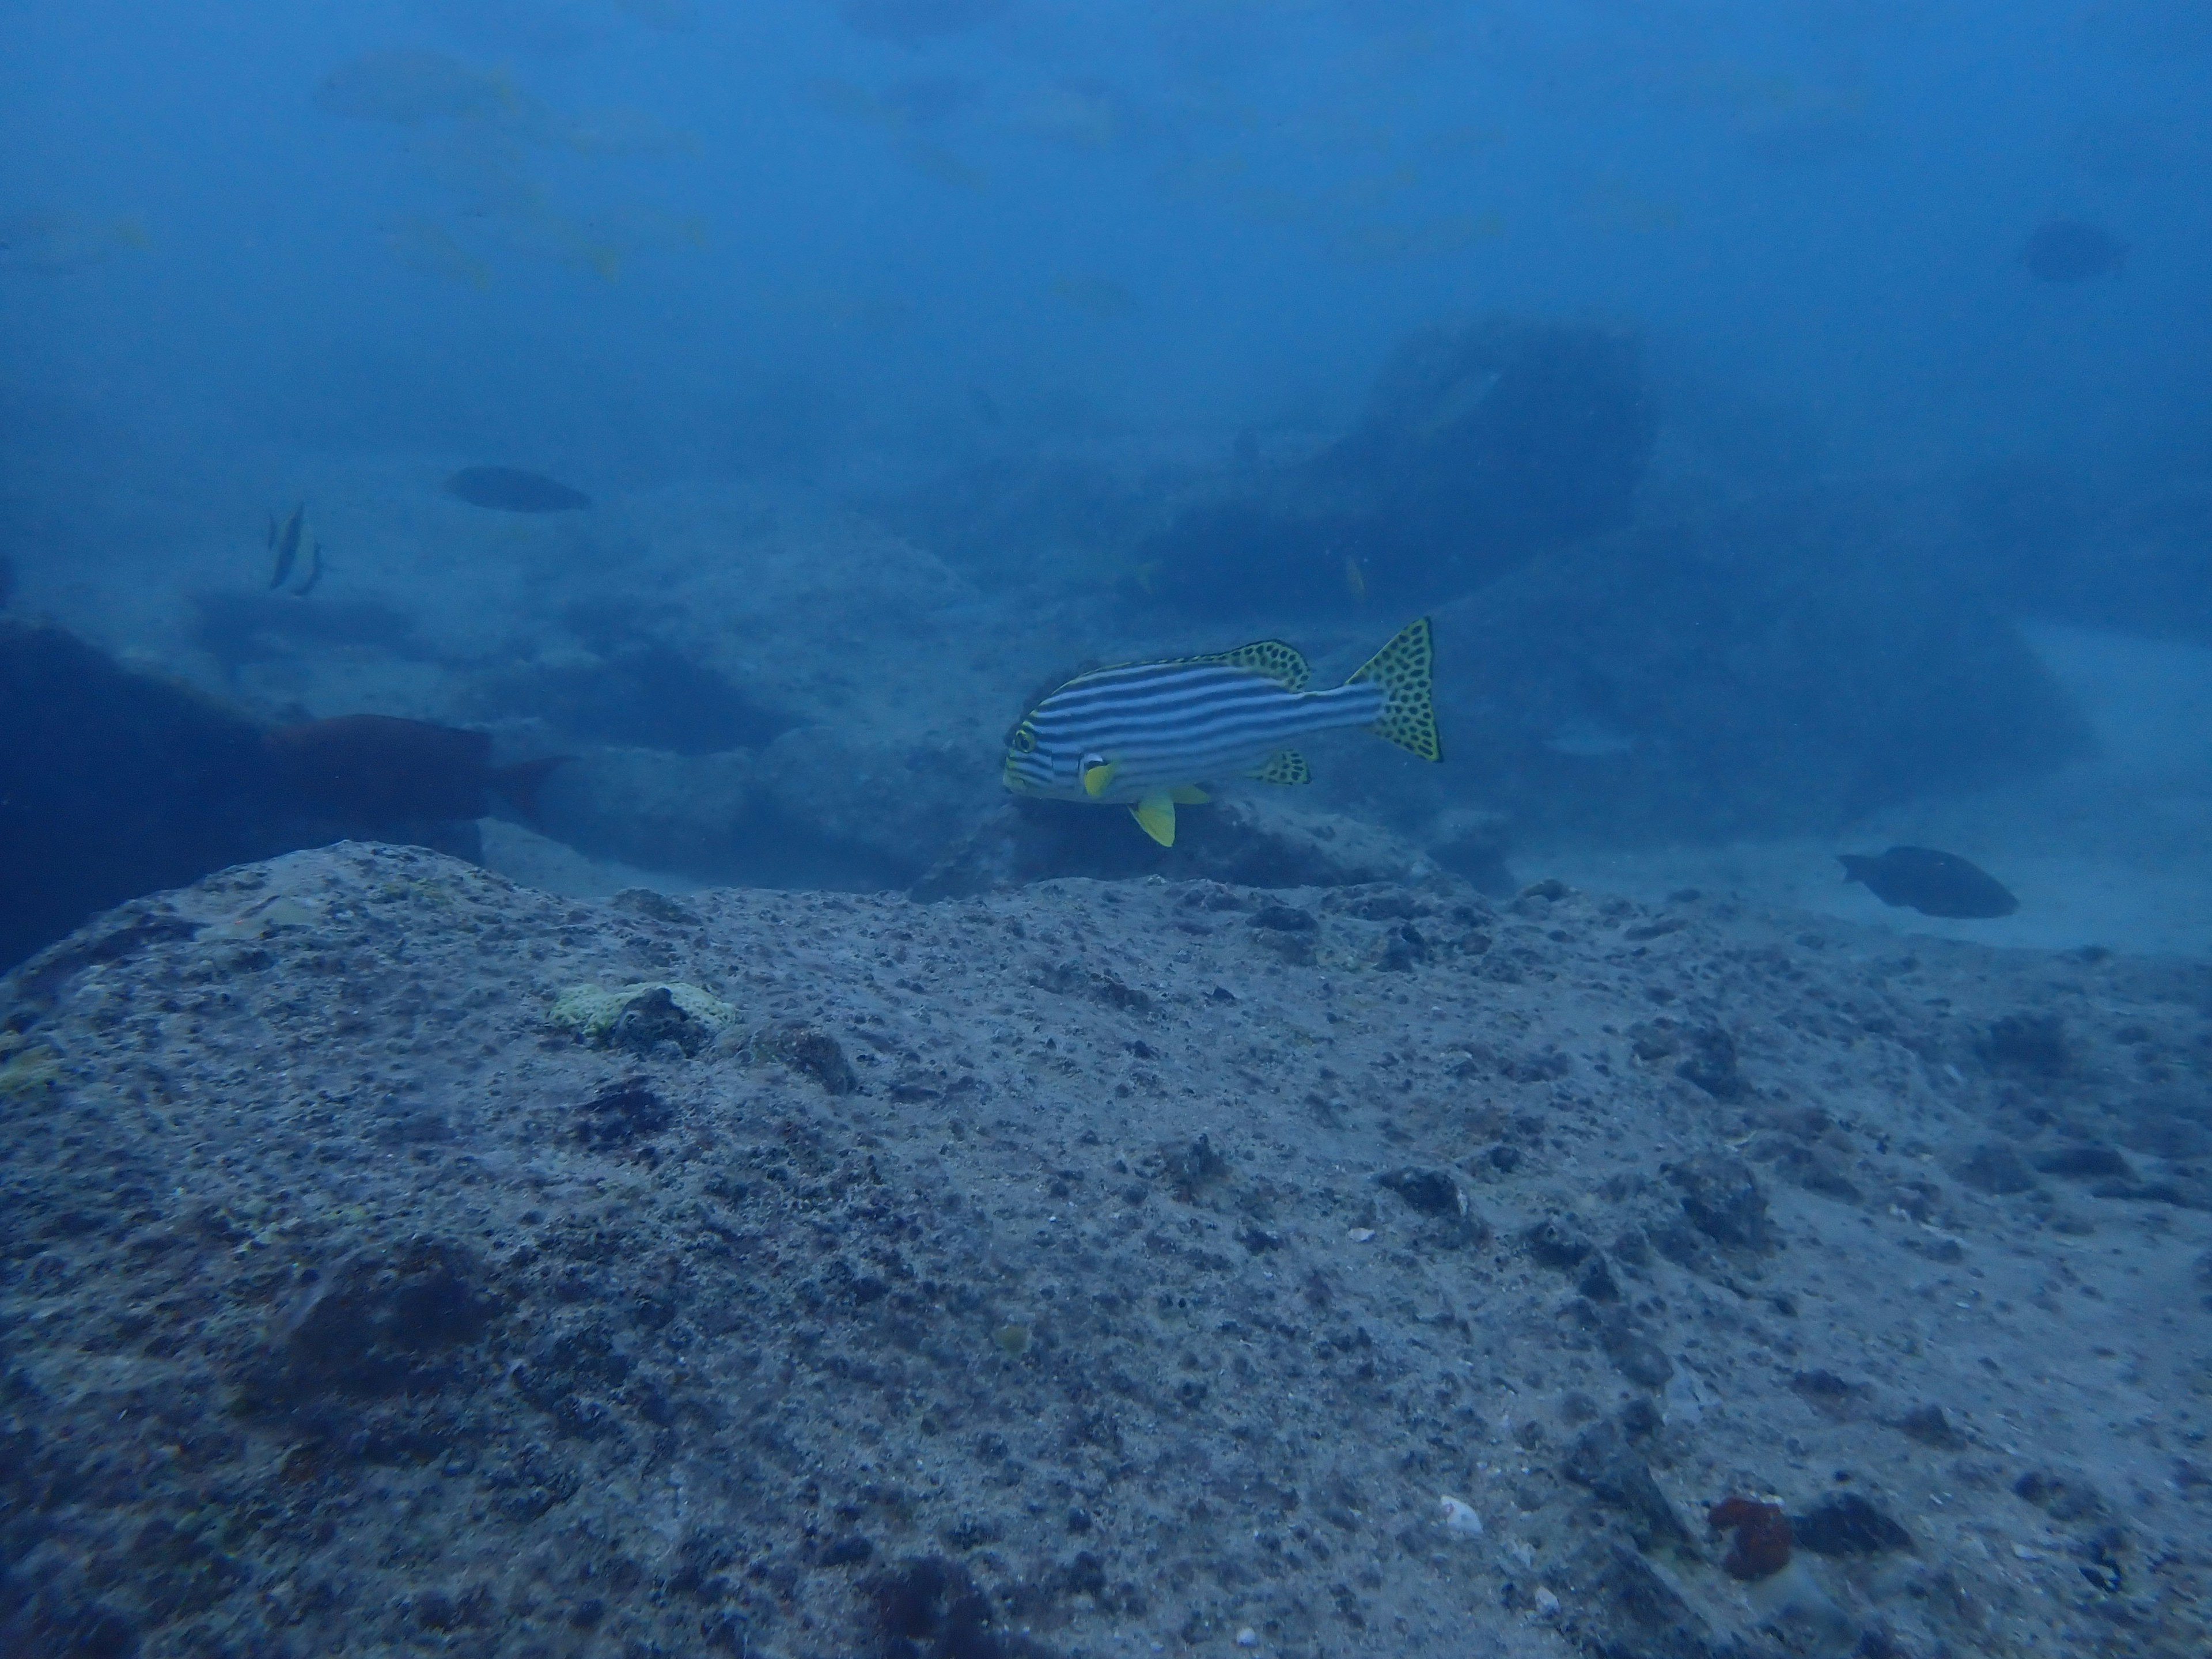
[1131,793,1177,846]
[1082,759,1118,798]
[1188,638,1310,692]
[1348,616,1442,763]
[1168,785,1210,804]
[1249,749,1311,785]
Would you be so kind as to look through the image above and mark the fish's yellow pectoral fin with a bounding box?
[1169,785,1209,804]
[1082,759,1118,798]
[1132,793,1177,846]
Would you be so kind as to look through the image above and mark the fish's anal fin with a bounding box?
[1132,794,1177,846]
[1168,785,1209,804]
[1187,639,1310,692]
[1348,616,1441,763]
[1248,749,1311,786]
[1082,759,1118,798]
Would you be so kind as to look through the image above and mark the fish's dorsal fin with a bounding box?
[1248,749,1311,786]
[1185,638,1310,692]
[1347,616,1441,763]
[1132,793,1177,846]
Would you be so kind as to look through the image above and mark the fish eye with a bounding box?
[1012,728,1036,754]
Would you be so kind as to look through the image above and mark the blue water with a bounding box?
[5,4,2204,471]
[2,1,2210,943]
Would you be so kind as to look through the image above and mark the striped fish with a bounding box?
[1003,617,1440,846]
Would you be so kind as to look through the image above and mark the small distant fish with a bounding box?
[2021,218,2128,283]
[267,504,305,589]
[292,539,327,596]
[265,715,566,824]
[1839,846,2018,919]
[264,504,324,595]
[1343,556,1368,602]
[1003,618,1441,847]
[442,466,591,513]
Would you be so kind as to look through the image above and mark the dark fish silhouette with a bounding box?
[291,538,327,596]
[267,503,310,589]
[442,466,592,513]
[266,714,565,824]
[2021,219,2128,283]
[1839,846,2018,919]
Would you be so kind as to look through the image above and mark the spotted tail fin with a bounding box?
[1346,616,1441,762]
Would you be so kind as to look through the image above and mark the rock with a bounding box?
[1577,1255,1622,1303]
[1955,1142,2038,1196]
[1164,1133,1232,1200]
[1426,482,2094,843]
[1377,1166,1463,1218]
[2032,1144,2134,1180]
[755,1024,858,1094]
[1895,1404,1964,1449]
[253,1238,502,1407]
[1673,1027,1745,1100]
[1525,1214,1595,1268]
[1790,1369,1872,1421]
[913,794,1432,899]
[609,887,700,926]
[1599,1315,1675,1389]
[1792,1494,1914,1555]
[1558,1540,1722,1659]
[1138,317,1654,620]
[1979,1014,2071,1077]
[0,618,287,971]
[867,1555,1054,1659]
[1668,1156,1772,1251]
[547,982,735,1056]
[2012,1470,2108,1523]
[1426,808,1515,894]
[1563,1420,1690,1547]
[575,1077,673,1150]
[1032,961,1152,1014]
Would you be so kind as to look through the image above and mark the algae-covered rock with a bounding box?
[547,982,734,1056]
[0,1031,63,1097]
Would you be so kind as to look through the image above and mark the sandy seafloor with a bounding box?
[3,843,2210,1659]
